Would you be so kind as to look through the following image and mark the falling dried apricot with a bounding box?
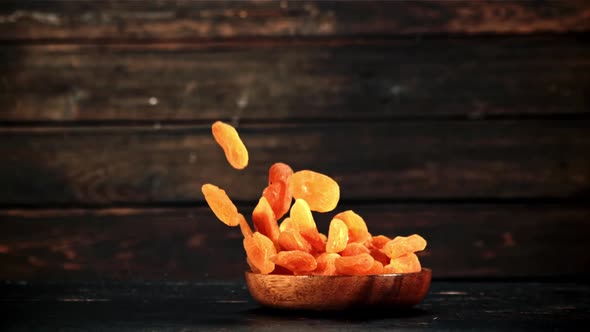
[252,197,280,249]
[288,170,340,212]
[313,253,340,276]
[237,213,252,237]
[279,217,295,232]
[334,253,374,275]
[290,199,317,231]
[268,162,293,186]
[243,232,276,274]
[278,230,312,253]
[334,210,371,243]
[211,121,249,170]
[262,182,292,220]
[340,242,370,257]
[382,234,427,259]
[326,218,348,253]
[272,250,317,274]
[201,183,239,226]
[384,253,421,274]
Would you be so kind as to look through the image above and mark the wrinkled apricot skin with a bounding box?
[341,242,370,257]
[363,260,384,275]
[334,253,375,275]
[279,217,295,232]
[211,121,249,170]
[262,182,292,220]
[334,210,371,243]
[288,170,340,212]
[279,230,313,253]
[269,163,293,185]
[243,232,277,274]
[272,250,317,273]
[382,234,427,259]
[252,197,280,249]
[384,253,422,274]
[201,184,239,226]
[366,235,391,250]
[300,228,327,253]
[326,218,349,253]
[313,253,340,276]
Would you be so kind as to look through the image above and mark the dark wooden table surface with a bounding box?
[2,280,589,331]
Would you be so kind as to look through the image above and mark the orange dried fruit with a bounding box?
[334,253,374,275]
[268,162,293,186]
[326,218,348,253]
[300,228,327,253]
[334,210,371,243]
[290,199,317,231]
[313,253,340,276]
[279,217,295,232]
[366,235,391,250]
[252,197,280,249]
[382,234,427,259]
[278,230,312,253]
[272,250,317,274]
[384,253,421,274]
[270,265,294,275]
[262,182,291,220]
[340,242,370,257]
[363,260,384,275]
[369,247,391,266]
[288,170,340,212]
[211,121,249,170]
[246,257,260,274]
[237,213,252,237]
[243,232,276,274]
[201,183,239,226]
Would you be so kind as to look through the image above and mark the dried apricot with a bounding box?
[211,121,249,170]
[289,199,317,231]
[366,235,391,250]
[313,253,340,276]
[340,242,370,257]
[334,253,374,275]
[363,260,384,275]
[288,170,340,212]
[334,210,371,243]
[382,234,427,259]
[384,253,421,274]
[252,197,280,249]
[246,257,260,274]
[326,218,348,253]
[268,162,293,186]
[201,183,239,226]
[272,250,317,274]
[243,232,276,274]
[278,230,312,253]
[369,247,391,265]
[262,182,292,220]
[279,217,295,232]
[236,213,252,237]
[300,228,327,253]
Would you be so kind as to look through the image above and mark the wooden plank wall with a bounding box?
[0,0,589,281]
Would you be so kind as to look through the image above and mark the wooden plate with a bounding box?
[245,268,431,311]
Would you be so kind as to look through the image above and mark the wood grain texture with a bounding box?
[1,121,589,204]
[1,0,589,41]
[0,204,588,281]
[1,36,589,122]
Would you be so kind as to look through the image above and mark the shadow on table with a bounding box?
[245,306,431,322]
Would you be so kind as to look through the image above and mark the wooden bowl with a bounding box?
[245,268,431,311]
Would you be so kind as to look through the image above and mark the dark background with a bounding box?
[0,0,589,283]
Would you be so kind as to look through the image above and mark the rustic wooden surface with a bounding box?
[1,0,589,282]
[2,0,589,41]
[0,204,588,281]
[1,281,589,330]
[1,36,589,122]
[1,121,589,204]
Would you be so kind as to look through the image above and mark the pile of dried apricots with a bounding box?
[202,121,427,276]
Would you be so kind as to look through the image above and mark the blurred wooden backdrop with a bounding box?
[0,0,589,281]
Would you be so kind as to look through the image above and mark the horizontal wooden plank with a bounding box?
[0,121,588,204]
[1,0,589,41]
[0,204,588,280]
[1,36,589,122]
